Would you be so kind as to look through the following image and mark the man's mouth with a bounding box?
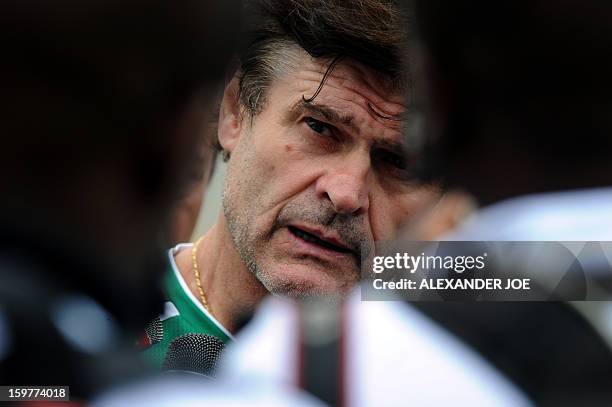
[287,226,353,254]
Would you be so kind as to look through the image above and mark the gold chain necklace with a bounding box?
[191,235,212,315]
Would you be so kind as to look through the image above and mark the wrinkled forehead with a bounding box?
[320,59,406,116]
[276,53,408,137]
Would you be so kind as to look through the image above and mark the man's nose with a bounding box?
[315,159,370,215]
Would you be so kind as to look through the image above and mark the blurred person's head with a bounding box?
[217,0,440,297]
[411,0,612,206]
[0,0,238,328]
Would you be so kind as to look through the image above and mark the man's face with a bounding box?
[222,51,440,297]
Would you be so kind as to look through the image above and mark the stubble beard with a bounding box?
[222,142,368,298]
[223,188,367,299]
[221,153,288,296]
[223,194,322,298]
[223,180,343,298]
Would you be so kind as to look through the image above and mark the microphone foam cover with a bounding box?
[162,333,225,376]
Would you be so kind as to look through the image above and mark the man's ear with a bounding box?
[218,76,243,155]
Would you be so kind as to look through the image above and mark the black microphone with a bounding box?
[162,333,225,377]
[144,316,163,345]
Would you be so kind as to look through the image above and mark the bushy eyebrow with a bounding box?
[373,138,408,157]
[286,100,409,154]
[288,99,357,131]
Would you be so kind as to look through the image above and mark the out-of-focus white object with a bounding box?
[445,187,612,350]
[446,187,612,241]
[219,294,533,407]
[93,372,326,407]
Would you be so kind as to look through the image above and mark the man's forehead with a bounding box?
[270,57,404,128]
[286,57,407,115]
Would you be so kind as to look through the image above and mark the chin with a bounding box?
[258,264,357,299]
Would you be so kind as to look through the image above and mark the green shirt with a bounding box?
[140,244,233,369]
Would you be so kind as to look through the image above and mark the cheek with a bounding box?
[252,130,322,197]
[234,126,322,226]
[250,120,299,174]
[268,148,322,204]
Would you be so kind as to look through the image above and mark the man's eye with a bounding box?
[373,149,418,183]
[305,117,333,137]
[378,150,407,170]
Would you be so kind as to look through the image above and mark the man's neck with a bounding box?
[175,214,268,333]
